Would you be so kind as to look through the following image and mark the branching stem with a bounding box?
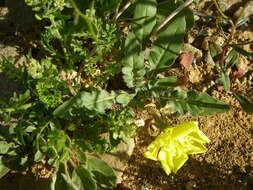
[68,0,97,40]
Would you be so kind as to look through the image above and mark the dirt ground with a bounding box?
[116,103,253,190]
[1,1,253,190]
[116,0,253,189]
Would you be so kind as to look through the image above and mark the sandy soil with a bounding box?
[0,1,253,190]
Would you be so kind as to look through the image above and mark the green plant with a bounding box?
[205,0,253,113]
[0,0,243,188]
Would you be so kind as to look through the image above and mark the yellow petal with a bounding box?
[144,144,159,161]
[185,141,208,154]
[171,121,197,140]
[158,147,173,175]
[172,152,188,173]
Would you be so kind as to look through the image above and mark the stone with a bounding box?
[87,138,135,184]
[182,43,203,60]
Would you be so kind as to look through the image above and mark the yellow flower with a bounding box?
[144,121,210,175]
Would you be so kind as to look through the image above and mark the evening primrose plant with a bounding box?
[144,121,210,175]
[0,0,233,189]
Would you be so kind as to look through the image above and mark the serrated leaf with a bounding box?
[149,76,177,91]
[218,70,231,92]
[53,90,116,117]
[87,158,117,188]
[116,93,135,105]
[124,31,141,56]
[122,51,145,88]
[233,93,253,113]
[74,166,97,190]
[133,0,157,47]
[166,90,230,116]
[148,1,186,76]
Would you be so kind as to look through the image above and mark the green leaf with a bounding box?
[49,173,57,190]
[34,150,45,162]
[209,42,222,62]
[74,146,87,164]
[218,70,230,92]
[2,155,28,171]
[122,52,145,88]
[47,129,68,153]
[183,7,194,31]
[225,49,238,68]
[53,90,116,117]
[116,93,135,105]
[0,157,10,178]
[61,173,79,190]
[122,31,146,88]
[166,90,230,116]
[149,76,177,91]
[232,46,253,60]
[124,31,141,56]
[87,158,117,188]
[71,170,84,190]
[133,0,157,47]
[74,166,97,190]
[148,1,186,76]
[0,141,13,154]
[233,93,253,113]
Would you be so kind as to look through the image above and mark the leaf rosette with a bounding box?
[144,121,210,175]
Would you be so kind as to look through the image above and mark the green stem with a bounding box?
[212,0,228,20]
[153,0,193,37]
[114,0,134,21]
[68,0,97,40]
[64,162,70,178]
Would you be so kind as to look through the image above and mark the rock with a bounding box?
[0,46,18,58]
[218,0,242,12]
[182,43,203,60]
[219,0,253,19]
[87,138,135,184]
[188,66,202,83]
[234,1,253,19]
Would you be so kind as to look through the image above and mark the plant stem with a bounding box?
[114,0,133,21]
[68,0,97,40]
[154,0,193,35]
[212,0,228,19]
[219,0,251,66]
[64,162,70,178]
